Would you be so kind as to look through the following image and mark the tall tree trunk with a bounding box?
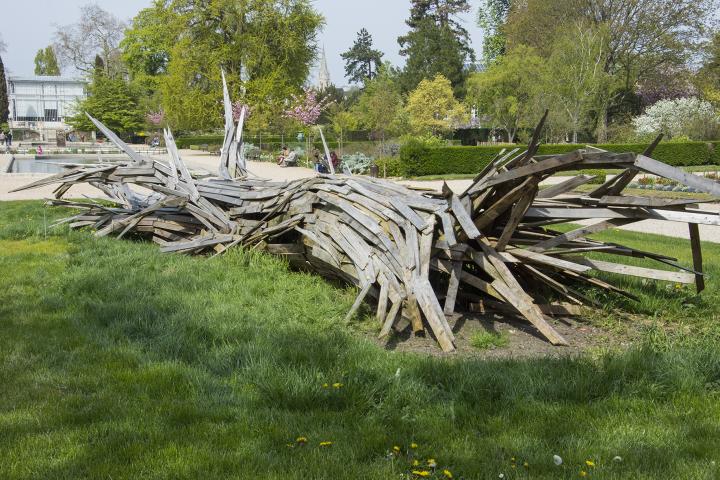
[596,103,608,143]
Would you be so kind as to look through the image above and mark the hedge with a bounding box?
[175,136,224,149]
[399,141,720,177]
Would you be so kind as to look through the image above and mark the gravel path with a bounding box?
[2,150,720,243]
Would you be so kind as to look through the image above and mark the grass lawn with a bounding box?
[2,200,720,479]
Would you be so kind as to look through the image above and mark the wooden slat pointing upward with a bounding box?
[689,224,706,293]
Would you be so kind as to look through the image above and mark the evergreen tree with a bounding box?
[399,19,469,97]
[403,0,472,45]
[341,29,384,85]
[33,46,61,76]
[0,54,8,125]
[94,54,105,72]
[398,0,475,96]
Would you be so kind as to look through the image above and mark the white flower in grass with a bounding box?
[498,474,505,479]
[613,456,623,463]
[553,454,563,466]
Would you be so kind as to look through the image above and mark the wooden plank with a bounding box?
[596,196,701,208]
[378,300,402,339]
[413,279,456,352]
[376,276,389,323]
[528,219,635,252]
[474,176,538,230]
[474,238,568,345]
[634,154,720,196]
[443,261,463,315]
[537,175,596,199]
[524,207,720,225]
[495,180,538,251]
[590,134,663,197]
[343,283,373,322]
[567,257,696,284]
[689,223,705,293]
[505,249,591,273]
[470,150,582,192]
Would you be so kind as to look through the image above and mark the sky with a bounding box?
[1,0,485,85]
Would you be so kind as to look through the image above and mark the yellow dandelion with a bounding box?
[427,459,437,468]
[296,436,307,444]
[410,442,418,449]
[511,457,516,462]
[322,383,329,388]
[332,382,343,388]
[585,460,595,468]
[413,460,420,466]
[523,461,529,468]
[412,471,431,478]
[443,469,453,478]
[393,445,401,453]
[319,441,332,447]
[580,471,587,477]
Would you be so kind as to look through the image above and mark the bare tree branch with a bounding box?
[54,3,128,76]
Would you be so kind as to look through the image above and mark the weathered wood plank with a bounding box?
[688,223,705,293]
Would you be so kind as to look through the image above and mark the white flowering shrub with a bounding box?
[633,97,720,140]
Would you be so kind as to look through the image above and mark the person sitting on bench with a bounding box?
[277,146,289,165]
[281,149,298,167]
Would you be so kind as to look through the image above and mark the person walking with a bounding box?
[0,132,5,149]
[6,131,12,147]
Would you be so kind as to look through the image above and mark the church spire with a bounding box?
[317,46,331,90]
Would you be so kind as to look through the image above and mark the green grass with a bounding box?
[2,201,720,479]
[470,330,510,350]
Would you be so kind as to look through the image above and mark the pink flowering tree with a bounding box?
[145,110,165,146]
[146,110,165,127]
[284,88,333,161]
[284,88,332,126]
[232,101,252,122]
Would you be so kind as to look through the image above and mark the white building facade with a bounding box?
[7,76,87,138]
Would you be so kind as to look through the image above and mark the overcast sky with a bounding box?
[1,0,484,85]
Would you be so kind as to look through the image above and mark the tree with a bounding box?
[328,106,357,155]
[54,3,127,77]
[504,0,716,141]
[696,31,720,106]
[68,71,144,136]
[34,46,61,76]
[466,45,545,142]
[633,97,720,140]
[352,65,406,145]
[341,29,384,85]
[546,24,610,143]
[398,0,475,95]
[0,53,8,126]
[123,0,324,131]
[402,0,474,46]
[476,0,511,66]
[406,74,466,136]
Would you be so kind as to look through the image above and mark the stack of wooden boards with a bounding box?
[14,111,720,352]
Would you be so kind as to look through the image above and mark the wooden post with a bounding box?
[689,223,705,294]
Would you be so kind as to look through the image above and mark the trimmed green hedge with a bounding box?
[375,157,402,177]
[175,136,225,149]
[399,141,720,177]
